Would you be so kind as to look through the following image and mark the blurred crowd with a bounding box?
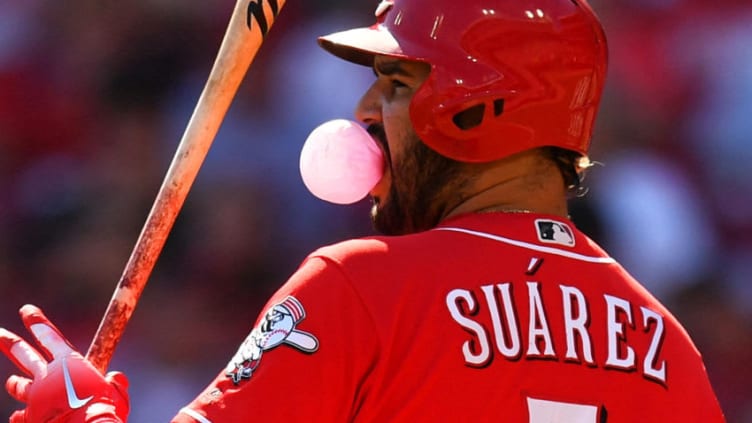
[1,0,750,421]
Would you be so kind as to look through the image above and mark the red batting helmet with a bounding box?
[318,0,608,163]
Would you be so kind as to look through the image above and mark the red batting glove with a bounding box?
[0,305,129,423]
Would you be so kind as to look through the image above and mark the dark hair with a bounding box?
[540,146,591,197]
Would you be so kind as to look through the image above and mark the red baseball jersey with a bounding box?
[173,212,725,422]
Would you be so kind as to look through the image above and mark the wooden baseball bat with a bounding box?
[86,0,286,373]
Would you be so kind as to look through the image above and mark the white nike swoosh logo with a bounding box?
[62,358,94,409]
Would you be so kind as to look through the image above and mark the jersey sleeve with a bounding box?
[171,255,380,423]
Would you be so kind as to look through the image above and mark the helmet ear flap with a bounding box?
[410,72,535,163]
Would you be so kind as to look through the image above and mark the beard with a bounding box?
[367,124,469,236]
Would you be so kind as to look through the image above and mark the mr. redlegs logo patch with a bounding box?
[226,296,319,384]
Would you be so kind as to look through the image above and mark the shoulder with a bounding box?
[310,237,388,265]
[282,232,442,297]
[278,237,394,295]
[305,230,450,270]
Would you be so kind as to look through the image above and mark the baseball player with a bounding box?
[0,0,726,421]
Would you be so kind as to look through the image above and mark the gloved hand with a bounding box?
[0,305,129,423]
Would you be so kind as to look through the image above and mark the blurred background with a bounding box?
[0,0,750,420]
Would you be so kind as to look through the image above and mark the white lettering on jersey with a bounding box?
[526,282,556,358]
[560,285,595,364]
[481,284,521,358]
[446,289,491,366]
[641,306,667,384]
[605,294,636,370]
[446,284,668,386]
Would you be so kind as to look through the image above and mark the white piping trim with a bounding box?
[435,227,616,264]
[179,407,213,423]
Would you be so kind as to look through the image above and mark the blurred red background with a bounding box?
[1,0,750,420]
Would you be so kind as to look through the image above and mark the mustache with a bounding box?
[367,124,389,156]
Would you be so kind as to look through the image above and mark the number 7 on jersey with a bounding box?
[527,397,606,423]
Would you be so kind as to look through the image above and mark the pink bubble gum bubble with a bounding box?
[299,119,384,205]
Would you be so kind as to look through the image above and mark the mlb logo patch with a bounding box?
[535,219,575,247]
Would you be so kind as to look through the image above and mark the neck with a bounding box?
[443,150,569,220]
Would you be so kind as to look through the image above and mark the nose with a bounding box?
[354,82,382,125]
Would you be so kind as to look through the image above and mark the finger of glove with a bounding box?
[104,371,131,420]
[19,304,75,360]
[9,409,27,423]
[105,371,130,392]
[5,374,32,402]
[0,328,47,378]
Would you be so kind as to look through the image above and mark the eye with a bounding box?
[391,78,407,88]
